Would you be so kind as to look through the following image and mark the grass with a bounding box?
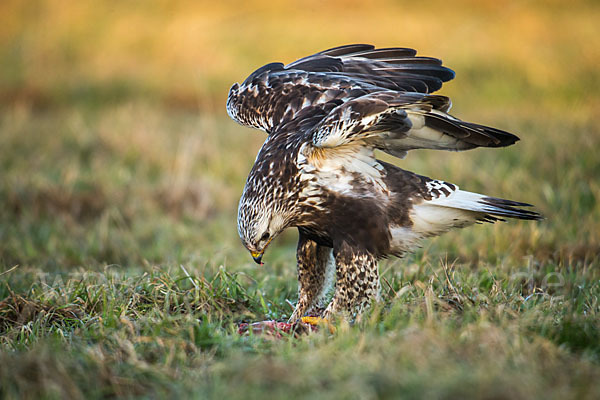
[1,0,600,398]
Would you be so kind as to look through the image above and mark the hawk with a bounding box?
[227,44,541,323]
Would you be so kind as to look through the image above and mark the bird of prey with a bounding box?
[227,44,541,323]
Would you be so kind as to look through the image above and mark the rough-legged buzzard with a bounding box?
[227,44,541,322]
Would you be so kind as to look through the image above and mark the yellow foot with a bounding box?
[300,316,325,325]
[301,316,336,333]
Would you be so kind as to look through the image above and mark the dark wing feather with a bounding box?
[287,45,455,93]
[422,113,518,148]
[317,43,377,56]
[226,44,455,135]
[275,100,344,135]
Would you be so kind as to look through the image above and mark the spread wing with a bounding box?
[226,44,455,134]
[308,91,518,159]
[227,43,518,160]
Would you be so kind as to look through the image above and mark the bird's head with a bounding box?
[237,133,304,265]
[237,192,292,265]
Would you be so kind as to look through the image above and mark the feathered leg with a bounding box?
[288,232,335,323]
[322,244,380,321]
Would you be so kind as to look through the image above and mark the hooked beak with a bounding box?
[251,251,263,265]
[250,236,272,265]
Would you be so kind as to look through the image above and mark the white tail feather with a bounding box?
[424,189,489,211]
[410,189,540,237]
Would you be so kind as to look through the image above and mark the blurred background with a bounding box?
[1,0,598,271]
[1,1,600,397]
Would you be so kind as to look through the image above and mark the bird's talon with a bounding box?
[301,316,336,333]
[300,316,325,325]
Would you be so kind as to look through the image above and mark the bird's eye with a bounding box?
[260,232,270,241]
